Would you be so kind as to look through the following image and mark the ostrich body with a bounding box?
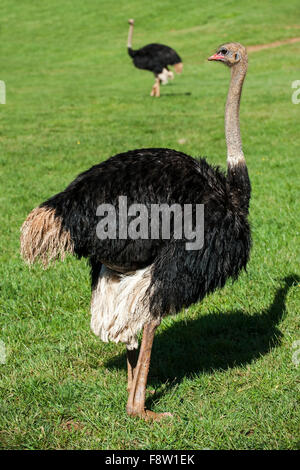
[21,43,251,421]
[127,19,183,97]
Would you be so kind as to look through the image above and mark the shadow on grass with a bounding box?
[160,92,192,97]
[105,275,299,401]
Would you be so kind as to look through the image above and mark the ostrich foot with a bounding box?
[150,85,159,97]
[127,406,173,422]
[143,410,173,422]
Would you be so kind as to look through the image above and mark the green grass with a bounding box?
[0,0,300,450]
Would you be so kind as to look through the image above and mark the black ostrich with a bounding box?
[127,19,183,97]
[21,43,251,421]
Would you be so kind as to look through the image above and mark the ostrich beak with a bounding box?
[208,53,224,62]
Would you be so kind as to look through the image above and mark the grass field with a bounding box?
[0,0,299,450]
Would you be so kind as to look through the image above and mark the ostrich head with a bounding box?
[208,42,247,67]
[128,19,134,25]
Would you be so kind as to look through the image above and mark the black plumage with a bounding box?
[128,43,182,75]
[38,149,250,317]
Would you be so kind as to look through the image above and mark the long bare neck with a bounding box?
[225,60,247,168]
[128,23,134,49]
[225,58,251,213]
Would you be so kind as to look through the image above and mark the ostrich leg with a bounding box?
[155,78,161,97]
[127,347,138,393]
[126,320,172,421]
[150,78,160,97]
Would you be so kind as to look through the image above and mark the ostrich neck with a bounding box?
[225,59,251,214]
[225,62,247,167]
[128,24,134,49]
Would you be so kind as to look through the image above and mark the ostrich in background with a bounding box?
[127,19,183,97]
[21,43,251,421]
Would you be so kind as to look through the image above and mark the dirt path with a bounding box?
[171,24,300,53]
[248,37,300,52]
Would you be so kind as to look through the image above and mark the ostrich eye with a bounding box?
[220,48,228,55]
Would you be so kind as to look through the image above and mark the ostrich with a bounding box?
[127,19,183,97]
[21,43,251,421]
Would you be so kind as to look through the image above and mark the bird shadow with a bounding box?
[105,275,298,405]
[160,92,192,98]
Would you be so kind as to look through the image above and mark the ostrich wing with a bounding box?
[36,149,226,270]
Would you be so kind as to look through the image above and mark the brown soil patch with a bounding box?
[248,37,300,52]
